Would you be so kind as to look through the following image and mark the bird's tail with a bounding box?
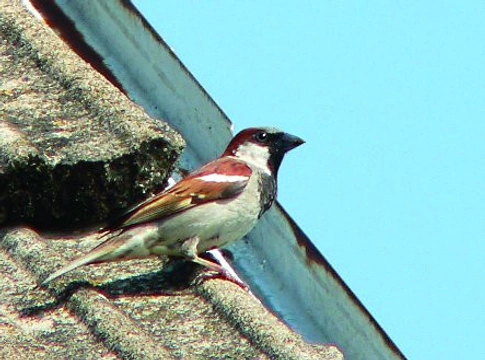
[40,233,121,286]
[39,226,158,286]
[40,252,101,286]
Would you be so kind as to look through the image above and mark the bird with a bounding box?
[40,127,304,286]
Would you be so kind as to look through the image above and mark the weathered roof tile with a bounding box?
[0,0,184,229]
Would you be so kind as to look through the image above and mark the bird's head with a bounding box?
[223,127,305,176]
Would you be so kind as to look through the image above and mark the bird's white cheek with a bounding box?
[234,143,271,175]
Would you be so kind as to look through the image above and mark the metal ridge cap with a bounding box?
[26,0,233,166]
[230,203,406,360]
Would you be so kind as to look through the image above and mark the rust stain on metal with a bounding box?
[29,0,126,93]
[276,203,406,360]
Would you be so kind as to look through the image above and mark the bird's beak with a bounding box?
[278,132,305,153]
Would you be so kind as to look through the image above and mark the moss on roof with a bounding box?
[0,0,184,228]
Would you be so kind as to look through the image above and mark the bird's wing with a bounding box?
[107,157,252,231]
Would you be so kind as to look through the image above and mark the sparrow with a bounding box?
[40,127,304,286]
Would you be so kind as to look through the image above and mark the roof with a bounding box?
[0,229,340,359]
[20,1,406,359]
[0,1,342,359]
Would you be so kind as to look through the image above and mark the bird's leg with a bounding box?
[180,236,225,273]
[180,237,249,291]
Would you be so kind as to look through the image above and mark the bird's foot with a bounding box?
[197,268,250,292]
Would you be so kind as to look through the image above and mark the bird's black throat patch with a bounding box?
[258,172,277,218]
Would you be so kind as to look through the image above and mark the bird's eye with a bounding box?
[255,131,268,143]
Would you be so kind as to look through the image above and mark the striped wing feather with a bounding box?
[106,157,252,231]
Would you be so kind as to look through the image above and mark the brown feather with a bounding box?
[106,157,252,232]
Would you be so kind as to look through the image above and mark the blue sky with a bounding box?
[133,2,485,359]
